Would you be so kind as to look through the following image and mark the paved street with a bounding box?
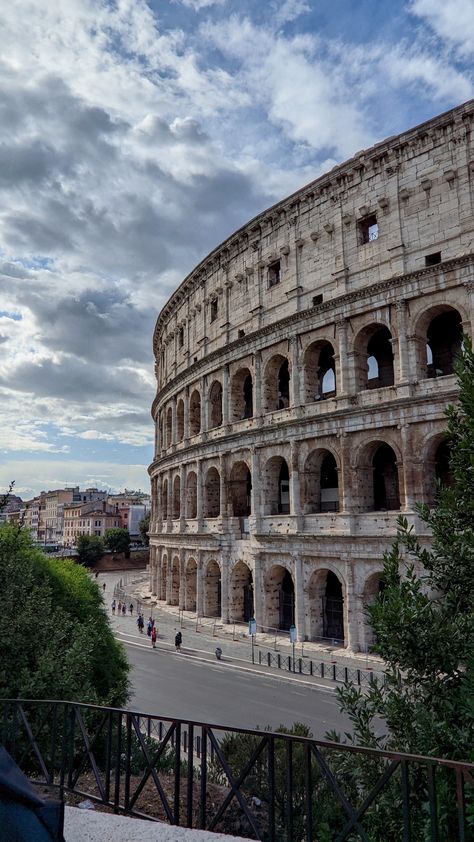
[98,570,352,738]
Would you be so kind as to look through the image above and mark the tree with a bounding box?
[139,510,150,546]
[104,527,130,556]
[0,523,129,705]
[76,533,104,567]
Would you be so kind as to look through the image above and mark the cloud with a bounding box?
[410,0,474,57]
[176,0,226,9]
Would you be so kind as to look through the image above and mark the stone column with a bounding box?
[166,551,173,603]
[463,280,474,335]
[156,546,163,600]
[400,423,415,511]
[200,376,207,434]
[289,335,302,408]
[149,544,155,592]
[179,464,186,531]
[219,453,228,520]
[172,396,177,447]
[183,386,190,442]
[222,364,230,427]
[179,548,186,609]
[252,554,263,630]
[167,468,173,530]
[250,447,261,532]
[157,475,163,532]
[220,551,230,624]
[196,459,204,530]
[293,554,306,641]
[338,434,352,513]
[335,318,349,396]
[196,553,204,616]
[289,441,302,528]
[396,300,410,384]
[345,559,359,652]
[253,350,262,419]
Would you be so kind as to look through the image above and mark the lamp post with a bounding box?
[248,617,257,663]
[289,624,297,672]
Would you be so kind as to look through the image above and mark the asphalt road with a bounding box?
[121,633,351,739]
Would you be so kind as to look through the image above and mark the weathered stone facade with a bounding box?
[148,99,474,651]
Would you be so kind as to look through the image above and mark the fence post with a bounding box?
[332,664,336,682]
[278,653,281,669]
[321,662,324,678]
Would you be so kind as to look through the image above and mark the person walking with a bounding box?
[122,603,126,616]
[111,599,116,615]
[137,614,144,633]
[175,631,182,652]
[129,603,133,615]
[147,618,153,637]
[102,582,106,592]
[151,625,157,648]
[117,601,122,615]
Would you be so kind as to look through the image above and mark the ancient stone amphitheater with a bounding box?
[148,99,474,652]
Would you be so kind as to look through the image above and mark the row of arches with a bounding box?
[153,555,386,648]
[157,438,451,521]
[158,306,463,449]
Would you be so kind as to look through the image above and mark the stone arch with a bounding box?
[229,461,252,517]
[162,477,168,520]
[170,555,180,605]
[263,354,290,412]
[185,557,197,612]
[357,440,401,511]
[231,367,253,421]
[416,305,463,379]
[264,564,294,630]
[166,406,173,447]
[423,434,452,506]
[262,456,290,515]
[204,559,221,617]
[362,571,385,650]
[186,471,197,519]
[172,475,180,519]
[189,389,201,436]
[307,568,346,644]
[209,379,223,429]
[229,561,254,622]
[303,340,336,403]
[204,467,220,518]
[303,448,339,513]
[176,399,184,442]
[353,323,394,391]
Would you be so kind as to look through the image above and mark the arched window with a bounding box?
[372,444,400,511]
[166,406,173,447]
[231,368,253,421]
[366,327,394,388]
[176,399,184,442]
[263,456,291,515]
[303,450,339,513]
[209,380,223,428]
[189,390,201,436]
[278,359,290,409]
[426,310,462,377]
[308,569,345,645]
[186,471,197,519]
[304,341,336,402]
[172,475,180,519]
[263,355,291,413]
[229,462,252,517]
[204,467,220,518]
[162,478,168,520]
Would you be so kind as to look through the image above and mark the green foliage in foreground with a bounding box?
[0,524,129,705]
[76,533,104,567]
[139,511,150,546]
[104,527,131,555]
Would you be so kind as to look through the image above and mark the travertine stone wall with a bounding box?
[149,100,474,652]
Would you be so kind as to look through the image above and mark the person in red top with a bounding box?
[151,625,157,648]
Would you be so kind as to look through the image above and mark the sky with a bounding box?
[0,0,473,499]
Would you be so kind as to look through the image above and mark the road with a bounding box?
[120,631,351,739]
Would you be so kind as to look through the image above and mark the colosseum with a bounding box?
[148,99,474,652]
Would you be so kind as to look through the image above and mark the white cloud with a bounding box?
[177,0,226,8]
[410,0,474,57]
[273,0,311,26]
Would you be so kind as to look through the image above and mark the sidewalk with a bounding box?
[108,570,385,688]
[65,806,244,841]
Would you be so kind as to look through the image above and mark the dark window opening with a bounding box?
[210,298,218,322]
[243,373,253,418]
[277,359,290,409]
[367,327,394,388]
[372,444,400,511]
[268,260,281,288]
[358,214,378,245]
[278,461,290,514]
[320,453,339,512]
[427,310,462,378]
[425,252,441,267]
[238,329,245,338]
[323,572,344,643]
[178,327,184,348]
[279,570,295,630]
[317,343,336,399]
[312,294,323,306]
[435,440,452,491]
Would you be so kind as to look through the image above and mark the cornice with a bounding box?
[153,99,474,348]
[151,253,473,417]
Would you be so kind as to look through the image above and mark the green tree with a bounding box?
[76,533,104,567]
[139,510,150,546]
[0,523,129,705]
[104,527,130,555]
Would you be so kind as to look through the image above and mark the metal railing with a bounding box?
[257,650,383,687]
[2,699,473,841]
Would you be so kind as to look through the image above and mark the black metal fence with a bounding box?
[2,699,473,841]
[257,650,383,687]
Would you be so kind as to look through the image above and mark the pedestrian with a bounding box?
[147,618,153,637]
[111,599,116,615]
[95,571,99,579]
[151,625,157,648]
[117,601,122,615]
[137,614,144,633]
[129,603,133,615]
[175,631,182,652]
[103,582,106,591]
[122,603,126,616]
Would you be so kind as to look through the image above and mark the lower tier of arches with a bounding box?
[148,543,398,653]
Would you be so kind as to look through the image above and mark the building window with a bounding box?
[210,298,218,323]
[178,326,184,347]
[425,251,441,267]
[268,260,281,288]
[358,214,379,245]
